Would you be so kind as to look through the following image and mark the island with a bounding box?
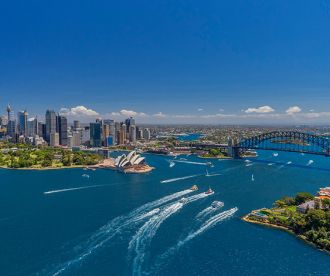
[243,188,330,252]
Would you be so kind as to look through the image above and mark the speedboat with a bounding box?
[180,197,188,203]
[169,161,175,168]
[211,201,223,208]
[205,188,214,195]
[190,185,198,191]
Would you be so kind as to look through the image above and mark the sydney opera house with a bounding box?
[114,151,146,169]
[95,150,154,173]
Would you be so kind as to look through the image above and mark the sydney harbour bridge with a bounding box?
[191,131,330,158]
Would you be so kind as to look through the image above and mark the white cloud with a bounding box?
[197,108,203,112]
[110,109,148,117]
[286,106,301,115]
[153,112,166,118]
[60,106,99,117]
[244,106,275,114]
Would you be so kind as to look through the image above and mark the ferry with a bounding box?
[190,185,198,191]
[205,188,214,195]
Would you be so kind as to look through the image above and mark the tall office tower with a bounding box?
[27,117,38,137]
[57,116,68,146]
[90,122,102,147]
[50,132,60,147]
[102,124,110,145]
[119,123,127,145]
[138,129,144,140]
[45,110,57,143]
[70,131,81,147]
[125,117,135,133]
[129,125,136,143]
[17,110,28,136]
[38,122,45,138]
[7,120,16,138]
[109,121,116,144]
[143,128,151,141]
[73,120,80,130]
[81,127,90,144]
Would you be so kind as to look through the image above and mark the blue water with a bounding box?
[176,133,203,141]
[0,151,329,276]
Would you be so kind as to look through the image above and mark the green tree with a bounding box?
[295,192,314,205]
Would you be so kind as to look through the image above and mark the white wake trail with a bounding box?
[50,189,194,276]
[173,160,210,166]
[196,202,224,219]
[129,192,213,276]
[44,185,108,194]
[152,207,238,274]
[160,174,202,183]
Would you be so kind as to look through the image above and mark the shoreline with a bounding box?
[242,214,330,254]
[0,165,86,171]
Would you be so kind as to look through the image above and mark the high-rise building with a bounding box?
[45,110,57,143]
[27,117,38,137]
[38,122,46,139]
[125,117,135,133]
[90,122,102,147]
[57,115,68,146]
[73,120,80,130]
[7,120,16,138]
[143,128,151,141]
[129,125,136,143]
[17,110,28,136]
[50,132,60,147]
[119,123,127,145]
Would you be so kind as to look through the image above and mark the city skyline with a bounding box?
[1,1,330,124]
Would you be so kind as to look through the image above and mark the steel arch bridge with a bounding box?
[236,131,330,157]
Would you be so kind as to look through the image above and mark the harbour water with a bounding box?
[0,150,329,275]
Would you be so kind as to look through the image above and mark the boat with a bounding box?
[211,201,223,208]
[190,185,198,191]
[180,197,188,203]
[251,174,255,181]
[169,161,175,168]
[82,174,90,178]
[205,187,214,195]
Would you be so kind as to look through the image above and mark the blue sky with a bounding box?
[1,0,330,124]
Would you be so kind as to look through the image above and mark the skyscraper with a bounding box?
[129,125,136,144]
[119,123,127,145]
[143,128,151,141]
[90,122,102,147]
[57,115,68,146]
[27,117,38,137]
[45,110,57,143]
[17,110,28,136]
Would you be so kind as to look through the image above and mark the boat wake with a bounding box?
[48,189,195,275]
[160,174,202,183]
[173,160,210,166]
[196,201,224,219]
[307,160,314,166]
[44,184,109,194]
[128,192,213,276]
[152,207,238,273]
[245,163,253,167]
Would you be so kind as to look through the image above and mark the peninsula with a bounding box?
[243,188,330,252]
